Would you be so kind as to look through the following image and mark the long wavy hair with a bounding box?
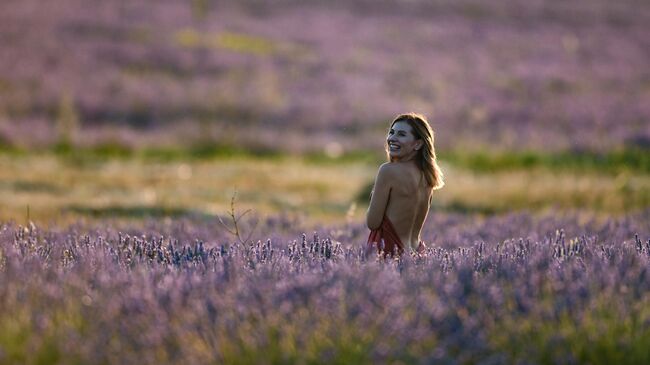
[386,113,445,190]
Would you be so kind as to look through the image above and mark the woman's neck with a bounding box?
[395,151,418,163]
[393,154,417,164]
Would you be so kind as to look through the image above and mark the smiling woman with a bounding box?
[366,113,445,256]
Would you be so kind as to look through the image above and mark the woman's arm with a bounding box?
[366,163,394,230]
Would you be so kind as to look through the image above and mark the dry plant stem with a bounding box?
[217,191,258,245]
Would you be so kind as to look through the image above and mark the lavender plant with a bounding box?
[1,210,649,364]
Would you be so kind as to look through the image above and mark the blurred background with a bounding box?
[0,0,648,226]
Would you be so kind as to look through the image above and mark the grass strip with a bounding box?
[0,143,648,173]
[444,148,650,174]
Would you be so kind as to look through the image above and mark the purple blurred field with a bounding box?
[2,210,649,364]
[1,0,649,153]
[2,1,650,363]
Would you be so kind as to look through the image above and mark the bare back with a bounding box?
[366,161,433,251]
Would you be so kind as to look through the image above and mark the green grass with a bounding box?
[445,148,650,174]
[53,142,276,161]
[0,153,373,225]
[0,148,648,225]
[65,204,202,219]
[2,143,649,174]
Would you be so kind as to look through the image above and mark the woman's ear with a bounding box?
[415,140,423,151]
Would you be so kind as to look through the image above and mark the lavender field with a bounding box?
[0,0,648,153]
[1,0,650,363]
[1,211,650,364]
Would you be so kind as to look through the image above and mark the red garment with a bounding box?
[367,215,405,257]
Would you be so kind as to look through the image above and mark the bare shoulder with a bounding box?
[377,162,401,180]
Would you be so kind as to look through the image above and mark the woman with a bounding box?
[366,113,444,256]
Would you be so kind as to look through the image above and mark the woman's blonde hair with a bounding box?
[387,112,445,189]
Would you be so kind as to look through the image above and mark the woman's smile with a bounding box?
[387,121,420,160]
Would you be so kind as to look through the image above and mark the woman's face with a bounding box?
[387,121,422,161]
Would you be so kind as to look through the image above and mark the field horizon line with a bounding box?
[0,142,648,174]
